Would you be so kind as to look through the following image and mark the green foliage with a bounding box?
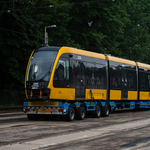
[1,0,150,93]
[119,0,150,63]
[0,0,43,89]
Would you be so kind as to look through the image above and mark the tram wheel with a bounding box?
[66,108,75,121]
[102,105,110,117]
[77,107,86,120]
[93,106,101,118]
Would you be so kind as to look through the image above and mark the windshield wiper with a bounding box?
[39,65,52,81]
[39,71,51,81]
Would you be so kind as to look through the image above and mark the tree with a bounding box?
[0,0,43,90]
[1,0,150,102]
[119,0,150,63]
[65,0,129,55]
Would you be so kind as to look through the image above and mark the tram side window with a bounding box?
[75,61,86,87]
[140,71,150,90]
[95,64,106,89]
[122,68,137,90]
[86,62,95,88]
[53,58,69,88]
[85,62,106,89]
[110,66,121,89]
[128,70,136,90]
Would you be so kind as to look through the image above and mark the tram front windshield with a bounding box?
[27,51,57,82]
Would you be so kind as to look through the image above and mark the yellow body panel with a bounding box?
[139,92,150,100]
[50,88,75,100]
[86,89,106,100]
[128,91,137,100]
[28,102,59,107]
[110,90,121,100]
[107,55,136,66]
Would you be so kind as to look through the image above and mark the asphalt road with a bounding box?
[1,109,150,150]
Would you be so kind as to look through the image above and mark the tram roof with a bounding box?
[59,47,106,60]
[136,62,150,69]
[106,55,136,66]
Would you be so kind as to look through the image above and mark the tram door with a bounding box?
[75,61,86,98]
[121,69,128,99]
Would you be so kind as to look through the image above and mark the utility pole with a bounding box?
[44,25,56,46]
